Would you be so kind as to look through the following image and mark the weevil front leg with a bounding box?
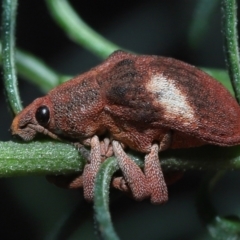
[112,140,168,204]
[47,136,109,197]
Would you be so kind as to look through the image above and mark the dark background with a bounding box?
[1,0,240,239]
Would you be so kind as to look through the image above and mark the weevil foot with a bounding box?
[112,176,130,192]
[145,143,168,204]
[82,135,102,201]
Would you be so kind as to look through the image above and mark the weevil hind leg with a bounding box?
[145,143,168,204]
[82,135,102,201]
[112,140,149,201]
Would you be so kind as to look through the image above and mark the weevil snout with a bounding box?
[11,114,37,141]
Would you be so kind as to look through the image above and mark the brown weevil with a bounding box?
[11,51,240,204]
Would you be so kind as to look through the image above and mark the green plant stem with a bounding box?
[45,0,122,59]
[0,141,85,177]
[222,0,240,103]
[1,141,240,178]
[94,157,120,240]
[1,0,22,114]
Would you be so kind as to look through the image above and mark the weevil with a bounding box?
[11,50,240,204]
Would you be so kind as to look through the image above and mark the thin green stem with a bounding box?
[221,0,240,102]
[15,49,71,92]
[94,157,120,240]
[160,145,240,171]
[1,0,22,114]
[45,0,123,59]
[0,42,72,93]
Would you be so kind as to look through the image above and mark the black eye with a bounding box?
[35,106,50,126]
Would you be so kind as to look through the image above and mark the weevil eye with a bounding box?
[35,105,50,126]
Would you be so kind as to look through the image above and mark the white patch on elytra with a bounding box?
[146,74,195,125]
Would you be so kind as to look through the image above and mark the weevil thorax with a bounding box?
[45,71,105,140]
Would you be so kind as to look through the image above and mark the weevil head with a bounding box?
[11,96,59,141]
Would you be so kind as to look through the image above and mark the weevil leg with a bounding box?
[100,138,113,160]
[72,142,90,161]
[46,142,89,190]
[82,135,102,201]
[104,138,114,158]
[145,143,168,204]
[112,140,149,201]
[46,138,102,194]
[112,143,168,203]
[112,176,130,192]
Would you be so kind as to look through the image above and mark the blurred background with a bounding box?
[1,0,240,239]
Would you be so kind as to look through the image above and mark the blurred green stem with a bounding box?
[222,0,240,103]
[1,0,22,114]
[0,42,72,93]
[94,157,120,240]
[45,0,123,59]
[15,49,71,92]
